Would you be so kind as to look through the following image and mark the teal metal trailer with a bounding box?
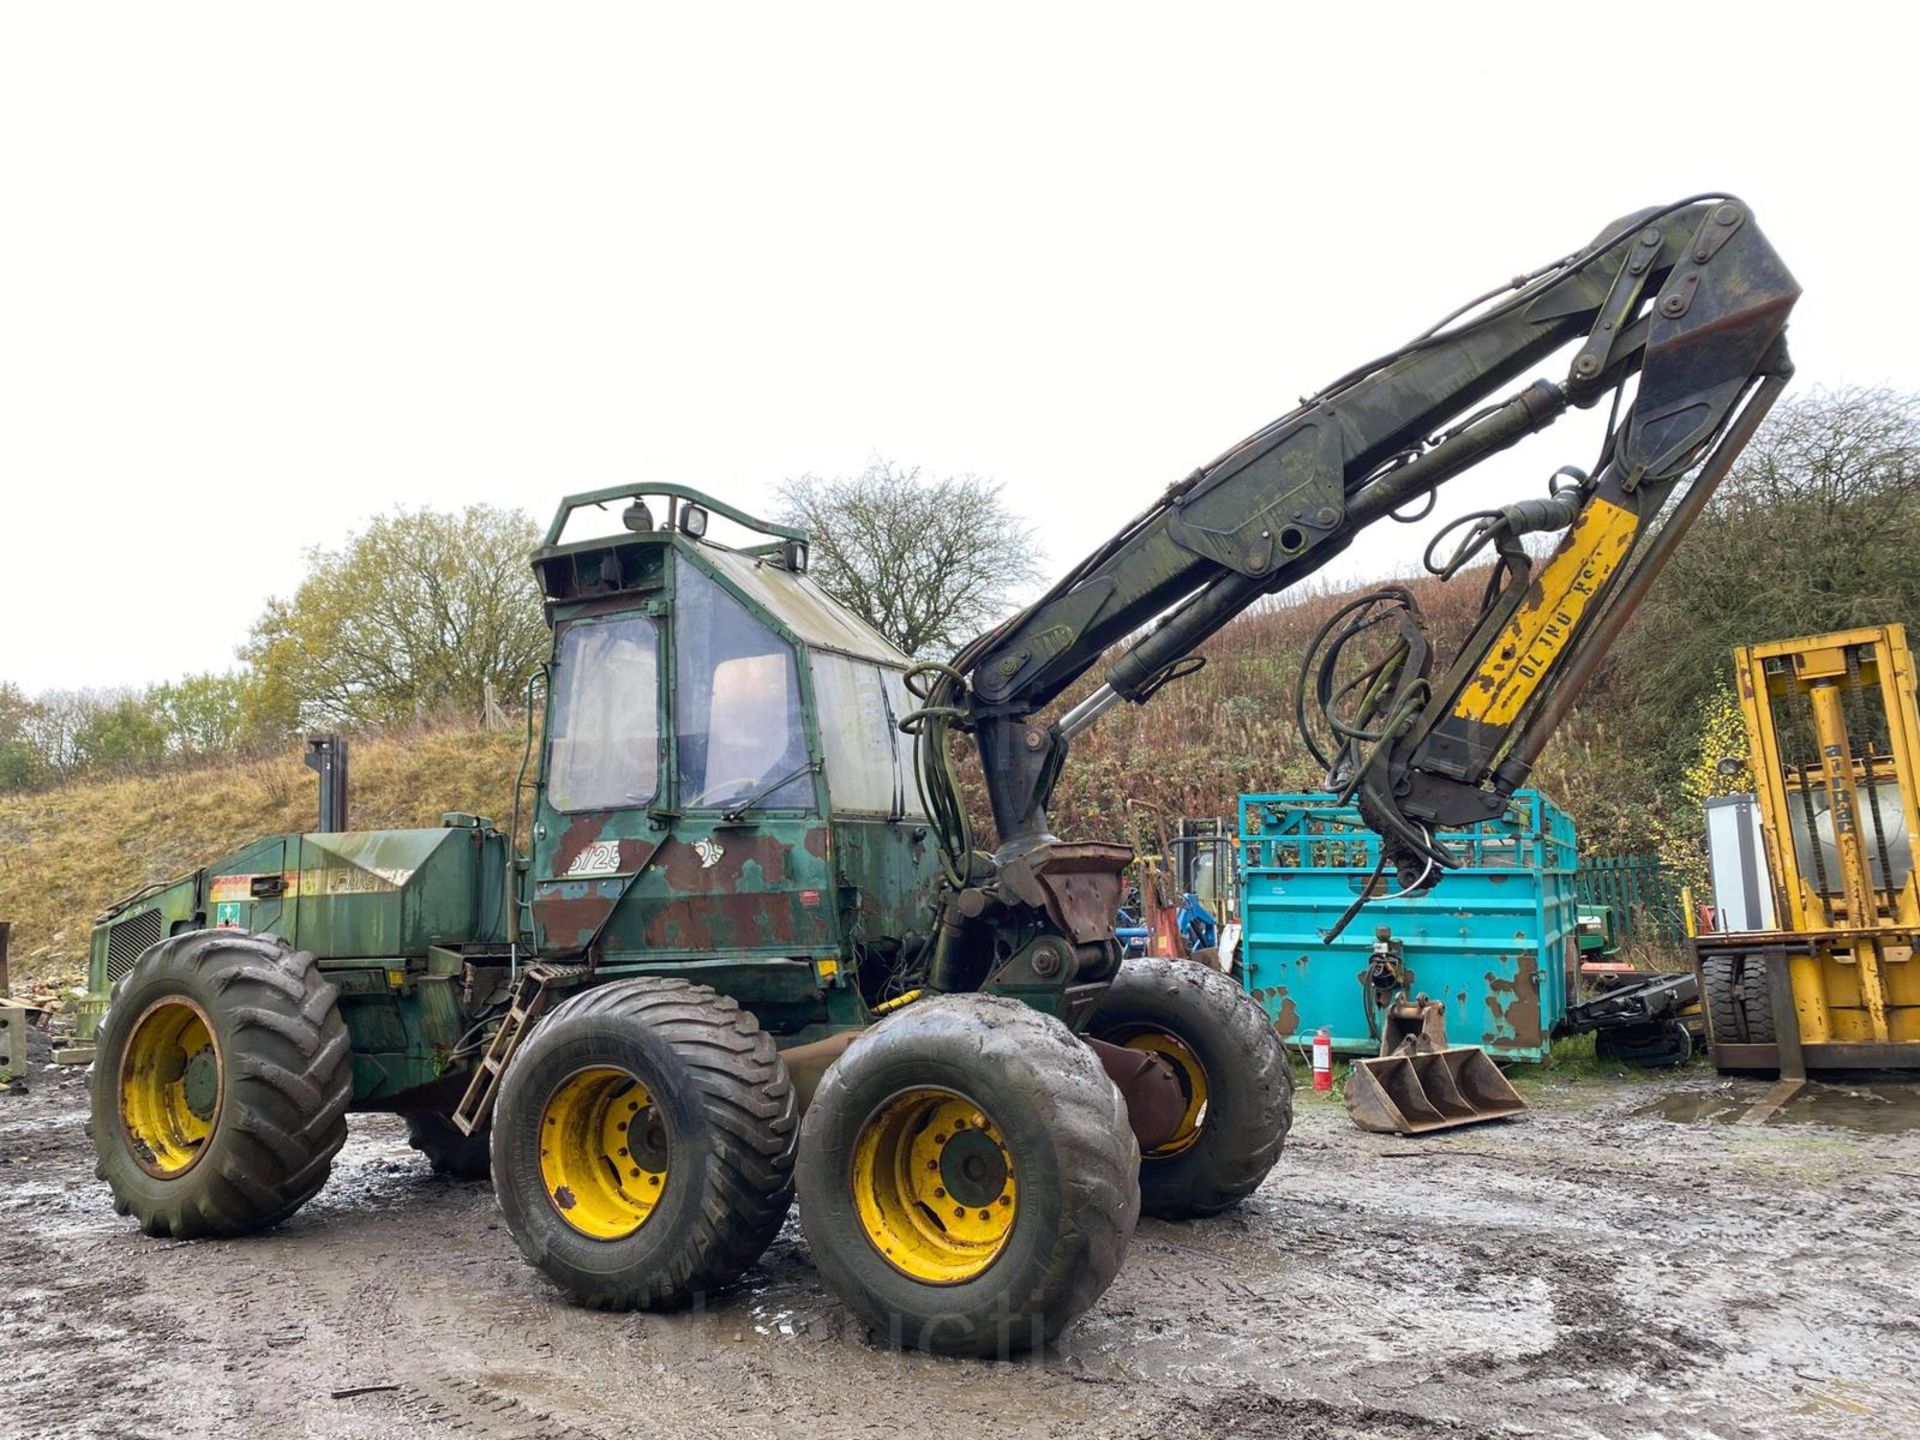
[1237,791,1578,1062]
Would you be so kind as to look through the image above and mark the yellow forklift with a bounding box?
[1695,625,1920,1101]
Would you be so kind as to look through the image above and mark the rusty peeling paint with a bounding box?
[1481,955,1543,1050]
[1275,991,1301,1036]
[617,838,660,871]
[535,890,622,946]
[642,891,814,950]
[551,812,615,877]
[658,833,790,893]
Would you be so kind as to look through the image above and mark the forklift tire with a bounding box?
[1701,953,1776,1045]
[405,1113,492,1180]
[1086,958,1292,1220]
[796,994,1139,1358]
[91,930,353,1239]
[491,977,797,1310]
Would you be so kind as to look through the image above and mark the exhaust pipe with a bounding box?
[304,733,349,833]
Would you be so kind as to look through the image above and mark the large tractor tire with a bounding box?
[1085,958,1292,1219]
[405,1113,492,1180]
[796,994,1139,1358]
[492,977,797,1309]
[91,930,353,1238]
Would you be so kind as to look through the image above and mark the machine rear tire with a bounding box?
[796,994,1138,1358]
[91,930,353,1238]
[405,1113,492,1180]
[492,977,797,1310]
[1086,958,1292,1219]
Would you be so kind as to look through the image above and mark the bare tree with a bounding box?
[1614,385,1920,768]
[776,461,1045,657]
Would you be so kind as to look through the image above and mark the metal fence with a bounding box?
[1576,853,1689,947]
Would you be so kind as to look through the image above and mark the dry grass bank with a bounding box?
[0,725,524,991]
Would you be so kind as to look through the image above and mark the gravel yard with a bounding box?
[5,1052,1916,1440]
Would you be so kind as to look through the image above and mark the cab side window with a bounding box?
[548,615,661,812]
[811,653,930,819]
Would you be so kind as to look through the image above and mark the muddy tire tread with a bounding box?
[495,977,797,1310]
[797,994,1139,1357]
[91,931,352,1239]
[1089,958,1293,1219]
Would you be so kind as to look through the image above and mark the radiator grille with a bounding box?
[106,907,165,981]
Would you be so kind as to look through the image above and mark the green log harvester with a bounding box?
[87,197,1798,1354]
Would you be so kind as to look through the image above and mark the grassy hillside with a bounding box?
[2,570,1683,995]
[1042,574,1493,838]
[0,725,525,992]
[1044,572,1676,858]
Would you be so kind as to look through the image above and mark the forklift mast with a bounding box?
[1699,625,1920,1072]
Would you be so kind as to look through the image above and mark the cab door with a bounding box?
[529,557,833,960]
[810,652,940,944]
[529,608,667,949]
[633,556,834,956]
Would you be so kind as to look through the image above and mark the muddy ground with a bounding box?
[4,1053,1916,1440]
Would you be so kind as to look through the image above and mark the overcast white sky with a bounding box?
[3,5,1913,694]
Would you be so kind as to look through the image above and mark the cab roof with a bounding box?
[698,545,908,667]
[533,481,913,670]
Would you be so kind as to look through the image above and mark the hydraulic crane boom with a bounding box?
[906,196,1797,987]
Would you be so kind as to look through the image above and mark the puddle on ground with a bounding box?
[1634,1080,1920,1134]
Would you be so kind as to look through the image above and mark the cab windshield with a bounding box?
[675,561,813,810]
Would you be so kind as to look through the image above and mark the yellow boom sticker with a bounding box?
[1452,497,1640,727]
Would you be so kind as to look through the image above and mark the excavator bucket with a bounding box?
[1346,999,1527,1135]
[1346,1046,1527,1134]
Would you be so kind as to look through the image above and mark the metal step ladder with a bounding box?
[451,962,584,1136]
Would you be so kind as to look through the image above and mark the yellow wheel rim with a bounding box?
[119,997,222,1178]
[1123,1031,1209,1157]
[538,1066,669,1240]
[851,1088,1018,1284]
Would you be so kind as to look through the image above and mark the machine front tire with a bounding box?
[1086,958,1292,1219]
[405,1113,492,1180]
[491,977,797,1310]
[91,930,353,1238]
[796,994,1139,1358]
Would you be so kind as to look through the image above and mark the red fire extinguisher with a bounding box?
[1312,1026,1333,1092]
